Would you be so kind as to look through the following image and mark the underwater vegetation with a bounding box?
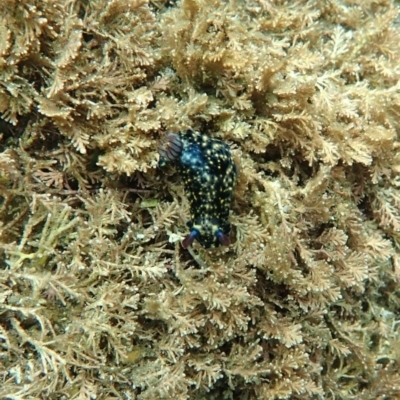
[1,0,400,399]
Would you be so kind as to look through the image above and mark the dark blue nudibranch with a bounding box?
[158,130,237,249]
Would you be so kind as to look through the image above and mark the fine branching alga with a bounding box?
[1,0,400,399]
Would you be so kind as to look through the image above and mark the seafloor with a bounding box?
[1,0,400,399]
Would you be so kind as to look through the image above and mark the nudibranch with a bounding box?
[158,129,237,249]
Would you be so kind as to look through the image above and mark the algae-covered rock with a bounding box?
[1,0,400,398]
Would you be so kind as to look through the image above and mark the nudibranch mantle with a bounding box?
[158,129,237,249]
